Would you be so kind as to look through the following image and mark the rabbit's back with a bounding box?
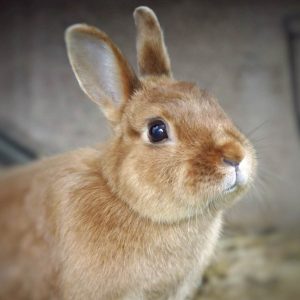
[0,147,103,299]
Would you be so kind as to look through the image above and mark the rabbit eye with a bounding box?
[148,120,168,143]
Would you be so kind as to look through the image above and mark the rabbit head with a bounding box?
[65,6,256,223]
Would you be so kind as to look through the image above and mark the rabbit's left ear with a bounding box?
[134,6,172,77]
[65,24,139,122]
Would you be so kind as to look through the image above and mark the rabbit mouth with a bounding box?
[224,174,239,193]
[225,182,238,193]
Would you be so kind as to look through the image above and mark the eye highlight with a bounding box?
[148,120,168,143]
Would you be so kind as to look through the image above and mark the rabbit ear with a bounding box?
[65,24,139,122]
[134,6,172,77]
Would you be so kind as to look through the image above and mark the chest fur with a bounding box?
[59,203,222,298]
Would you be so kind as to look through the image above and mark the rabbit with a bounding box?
[0,6,256,300]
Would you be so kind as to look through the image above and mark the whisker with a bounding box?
[258,168,291,186]
[244,120,270,139]
[251,136,270,144]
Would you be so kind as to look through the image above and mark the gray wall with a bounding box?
[1,0,300,231]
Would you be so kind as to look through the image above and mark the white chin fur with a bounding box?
[237,155,252,185]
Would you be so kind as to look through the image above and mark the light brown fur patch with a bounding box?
[134,7,172,77]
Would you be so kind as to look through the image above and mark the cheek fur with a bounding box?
[183,146,224,191]
[184,162,225,195]
[131,145,179,190]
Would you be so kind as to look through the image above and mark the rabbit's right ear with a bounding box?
[65,24,139,123]
[134,6,172,77]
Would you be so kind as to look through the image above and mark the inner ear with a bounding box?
[134,6,172,77]
[65,24,139,122]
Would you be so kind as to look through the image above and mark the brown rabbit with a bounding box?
[0,6,256,300]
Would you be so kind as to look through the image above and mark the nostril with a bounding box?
[223,158,240,167]
[220,141,245,168]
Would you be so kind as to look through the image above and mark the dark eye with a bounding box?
[148,120,168,143]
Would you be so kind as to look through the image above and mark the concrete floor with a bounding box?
[1,0,300,232]
[198,230,300,300]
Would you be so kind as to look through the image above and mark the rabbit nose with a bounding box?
[220,141,245,167]
[223,157,241,167]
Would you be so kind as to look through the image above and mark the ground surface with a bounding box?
[1,0,300,230]
[197,231,300,300]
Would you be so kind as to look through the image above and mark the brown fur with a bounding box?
[0,6,256,300]
[134,7,171,77]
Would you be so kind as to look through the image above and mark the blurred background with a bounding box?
[0,0,300,299]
